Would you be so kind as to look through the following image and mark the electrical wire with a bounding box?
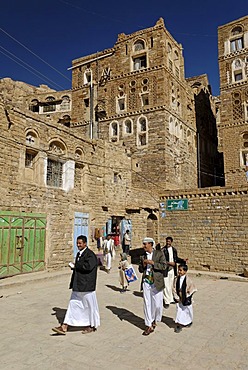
[0,27,71,82]
[0,45,65,90]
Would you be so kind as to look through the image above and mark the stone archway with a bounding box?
[146,213,158,242]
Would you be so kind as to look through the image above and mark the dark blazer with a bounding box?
[69,248,98,292]
[138,249,167,292]
[162,246,185,277]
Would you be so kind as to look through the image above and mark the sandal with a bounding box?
[152,321,157,329]
[52,326,66,335]
[142,326,154,336]
[81,326,97,334]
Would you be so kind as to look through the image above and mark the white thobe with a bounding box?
[143,251,163,327]
[175,275,193,326]
[163,247,175,304]
[64,291,100,328]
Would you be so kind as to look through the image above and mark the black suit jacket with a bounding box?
[69,248,98,292]
[162,246,185,277]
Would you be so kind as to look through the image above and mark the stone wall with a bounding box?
[159,187,248,274]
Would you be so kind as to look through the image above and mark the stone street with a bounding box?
[0,260,248,370]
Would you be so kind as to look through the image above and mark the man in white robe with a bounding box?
[162,236,187,308]
[52,235,100,335]
[138,237,166,336]
[103,234,114,273]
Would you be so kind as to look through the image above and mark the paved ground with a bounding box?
[1,259,248,370]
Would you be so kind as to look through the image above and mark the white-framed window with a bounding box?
[43,96,56,113]
[110,121,119,142]
[60,95,70,111]
[244,102,248,121]
[117,96,126,112]
[123,118,133,135]
[133,55,147,70]
[141,93,149,107]
[137,116,148,147]
[230,37,244,52]
[46,158,63,187]
[84,68,92,85]
[232,59,245,83]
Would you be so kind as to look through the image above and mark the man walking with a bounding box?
[139,237,166,336]
[122,229,131,255]
[52,235,100,335]
[103,234,114,273]
[162,236,187,308]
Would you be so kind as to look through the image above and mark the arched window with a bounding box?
[60,96,70,111]
[230,26,244,52]
[123,118,133,135]
[134,40,145,52]
[137,116,148,147]
[29,99,39,113]
[43,96,56,113]
[110,121,119,142]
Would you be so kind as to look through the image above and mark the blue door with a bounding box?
[74,212,89,256]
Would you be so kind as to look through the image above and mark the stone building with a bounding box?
[70,18,198,192]
[0,96,159,278]
[218,15,248,186]
[0,77,72,127]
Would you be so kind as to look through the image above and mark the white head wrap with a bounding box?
[143,237,156,249]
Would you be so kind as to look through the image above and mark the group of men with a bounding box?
[52,234,186,336]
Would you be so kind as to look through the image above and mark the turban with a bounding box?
[143,237,155,245]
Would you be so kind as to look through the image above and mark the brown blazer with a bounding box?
[138,249,167,292]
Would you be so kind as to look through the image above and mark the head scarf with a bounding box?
[143,237,156,249]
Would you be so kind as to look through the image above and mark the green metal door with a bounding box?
[0,211,46,278]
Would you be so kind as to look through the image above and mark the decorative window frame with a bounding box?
[109,121,119,142]
[116,95,126,113]
[84,68,92,85]
[131,39,148,72]
[137,115,148,147]
[123,118,133,136]
[231,58,246,83]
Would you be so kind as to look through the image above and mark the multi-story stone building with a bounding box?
[218,15,248,186]
[70,18,199,191]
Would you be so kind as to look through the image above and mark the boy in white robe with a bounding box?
[173,264,197,333]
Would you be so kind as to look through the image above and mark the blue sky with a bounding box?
[0,0,247,96]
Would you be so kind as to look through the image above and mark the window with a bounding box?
[43,97,56,113]
[84,98,89,107]
[29,99,39,113]
[113,172,118,183]
[133,55,147,70]
[230,38,244,52]
[60,96,70,111]
[84,69,92,85]
[137,116,148,147]
[110,121,119,142]
[140,118,146,131]
[245,103,248,121]
[118,97,125,111]
[134,40,145,52]
[25,151,37,168]
[234,71,243,81]
[46,159,63,187]
[141,94,149,106]
[123,119,132,134]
